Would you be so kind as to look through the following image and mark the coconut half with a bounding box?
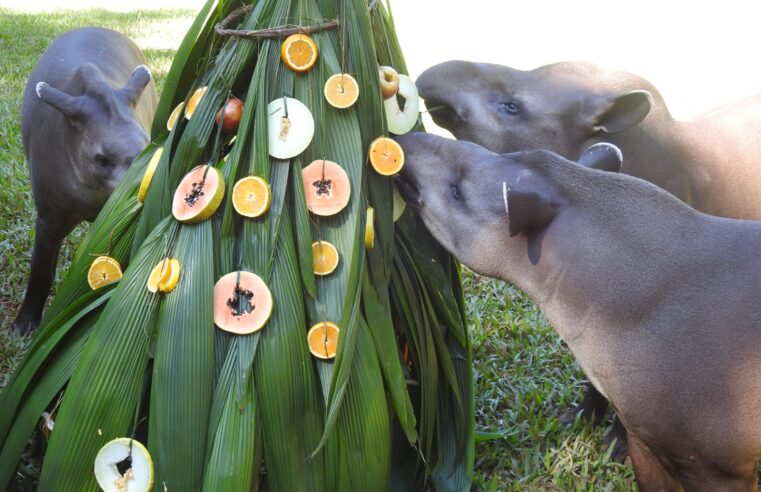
[267,97,315,159]
[94,438,154,492]
[383,74,419,135]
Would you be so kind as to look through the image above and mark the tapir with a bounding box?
[12,27,157,335]
[395,132,761,491]
[416,60,761,456]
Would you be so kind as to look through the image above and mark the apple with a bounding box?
[378,66,400,99]
[216,96,244,134]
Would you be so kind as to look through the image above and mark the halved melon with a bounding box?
[93,437,153,492]
[87,256,123,290]
[184,86,207,120]
[392,183,406,222]
[383,74,419,135]
[214,271,273,335]
[312,240,339,276]
[307,321,340,359]
[137,147,163,203]
[166,102,185,131]
[267,97,314,159]
[172,165,225,224]
[368,137,405,176]
[324,73,359,109]
[302,160,351,216]
[365,207,375,249]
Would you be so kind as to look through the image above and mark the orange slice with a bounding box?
[87,256,123,290]
[364,207,375,249]
[167,102,185,131]
[214,271,274,334]
[307,321,340,359]
[368,137,405,176]
[324,73,359,109]
[281,33,318,72]
[172,165,225,224]
[184,86,207,120]
[137,147,163,203]
[302,160,351,216]
[312,240,339,276]
[147,258,172,293]
[158,258,180,293]
[232,176,272,218]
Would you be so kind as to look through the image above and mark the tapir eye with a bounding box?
[450,183,461,201]
[95,153,112,167]
[498,102,520,114]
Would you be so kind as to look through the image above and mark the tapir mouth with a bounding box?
[393,174,421,209]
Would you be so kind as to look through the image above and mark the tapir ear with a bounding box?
[119,65,152,105]
[36,82,83,120]
[577,142,623,173]
[592,90,653,134]
[503,180,560,237]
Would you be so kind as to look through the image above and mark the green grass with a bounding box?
[0,7,635,490]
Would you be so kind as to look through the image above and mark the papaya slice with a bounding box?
[302,159,351,216]
[307,321,340,359]
[232,176,271,218]
[94,438,154,492]
[324,73,359,109]
[214,271,273,335]
[267,97,314,159]
[184,86,207,120]
[137,147,163,203]
[172,165,225,224]
[368,137,405,176]
[364,207,375,249]
[87,256,123,290]
[166,102,185,131]
[312,240,339,276]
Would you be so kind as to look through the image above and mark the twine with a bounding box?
[215,5,340,38]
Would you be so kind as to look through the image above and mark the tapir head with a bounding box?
[416,60,653,159]
[394,132,622,280]
[36,63,152,193]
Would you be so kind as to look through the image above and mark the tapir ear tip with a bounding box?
[135,64,152,79]
[35,81,48,98]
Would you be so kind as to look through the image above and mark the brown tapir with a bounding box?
[12,27,157,335]
[415,60,761,457]
[395,132,761,491]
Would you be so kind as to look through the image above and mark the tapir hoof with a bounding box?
[11,312,40,336]
[603,417,630,463]
[558,383,609,427]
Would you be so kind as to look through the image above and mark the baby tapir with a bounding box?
[395,132,761,491]
[12,27,157,335]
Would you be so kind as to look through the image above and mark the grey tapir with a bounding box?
[395,132,761,491]
[12,27,157,335]
[416,60,761,456]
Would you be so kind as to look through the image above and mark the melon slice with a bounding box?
[214,271,273,335]
[93,438,153,492]
[392,183,406,222]
[172,165,225,224]
[137,147,163,203]
[307,321,340,359]
[383,74,419,135]
[267,97,314,159]
[302,160,351,216]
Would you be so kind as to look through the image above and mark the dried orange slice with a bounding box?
[312,240,339,276]
[147,258,172,293]
[307,321,340,359]
[184,86,207,120]
[368,137,405,176]
[158,258,181,293]
[172,165,225,224]
[324,73,359,109]
[232,176,272,218]
[214,271,274,334]
[87,256,123,290]
[137,147,163,203]
[302,159,351,216]
[167,102,185,131]
[281,33,318,72]
[364,207,375,249]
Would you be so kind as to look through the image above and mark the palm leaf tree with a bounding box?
[0,0,473,490]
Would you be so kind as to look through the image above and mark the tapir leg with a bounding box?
[561,382,609,425]
[12,215,75,335]
[627,435,681,491]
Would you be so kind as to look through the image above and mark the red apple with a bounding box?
[216,96,244,134]
[378,66,400,99]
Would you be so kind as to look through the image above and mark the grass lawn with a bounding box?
[0,7,635,490]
